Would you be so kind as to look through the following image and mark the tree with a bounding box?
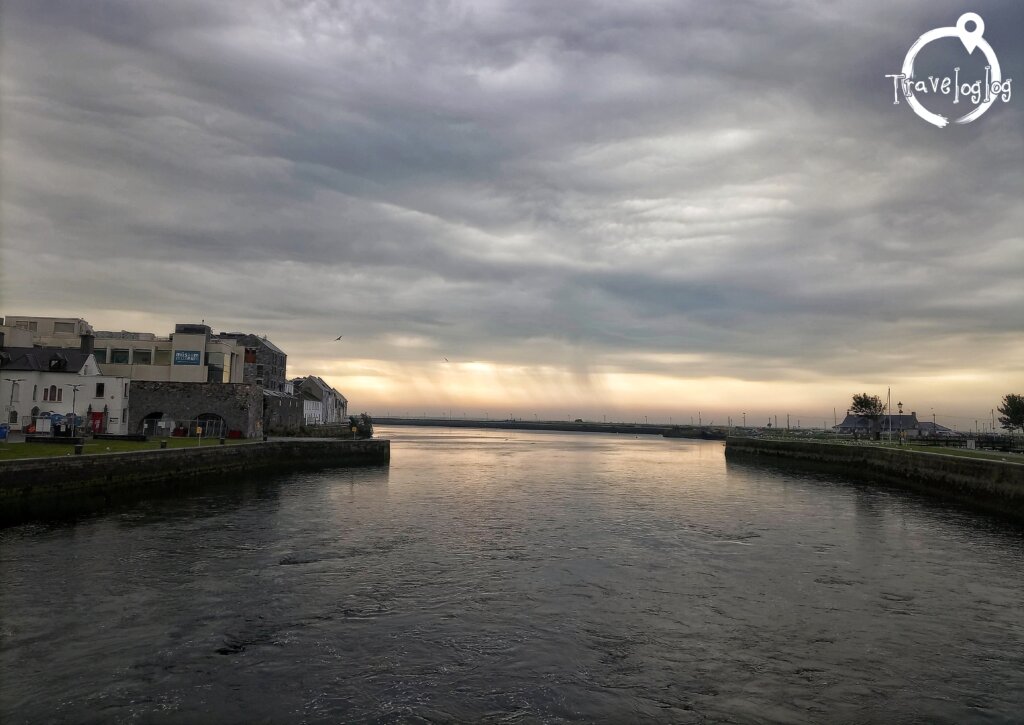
[850,393,886,439]
[997,393,1024,436]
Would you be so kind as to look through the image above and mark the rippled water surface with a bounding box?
[2,427,1023,723]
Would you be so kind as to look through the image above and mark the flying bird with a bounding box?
[334,335,343,341]
[443,357,449,362]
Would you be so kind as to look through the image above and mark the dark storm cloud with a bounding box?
[2,0,1022,381]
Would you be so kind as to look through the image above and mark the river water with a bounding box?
[1,427,1023,723]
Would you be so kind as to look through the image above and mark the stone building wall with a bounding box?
[128,381,263,437]
[214,333,287,392]
[263,392,304,433]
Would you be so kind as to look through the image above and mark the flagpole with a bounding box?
[887,387,892,443]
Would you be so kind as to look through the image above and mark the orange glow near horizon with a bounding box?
[293,356,1014,428]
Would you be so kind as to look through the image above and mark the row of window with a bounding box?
[13,320,78,334]
[94,349,232,368]
[7,382,127,403]
[95,348,158,365]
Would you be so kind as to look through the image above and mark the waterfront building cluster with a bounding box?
[0,315,348,438]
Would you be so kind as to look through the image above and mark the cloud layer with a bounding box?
[2,0,1022,421]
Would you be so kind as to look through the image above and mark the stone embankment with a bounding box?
[725,437,1024,519]
[0,439,389,521]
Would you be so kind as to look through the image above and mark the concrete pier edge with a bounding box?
[725,436,1024,520]
[0,439,390,520]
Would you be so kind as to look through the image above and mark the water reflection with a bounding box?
[2,427,1022,723]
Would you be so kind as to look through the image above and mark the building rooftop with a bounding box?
[0,346,92,372]
[216,332,286,356]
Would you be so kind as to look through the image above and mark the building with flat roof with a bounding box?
[94,323,244,384]
[2,316,94,347]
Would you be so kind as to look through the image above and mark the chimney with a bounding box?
[80,333,95,354]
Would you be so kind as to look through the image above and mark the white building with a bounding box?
[0,345,130,434]
[292,376,348,425]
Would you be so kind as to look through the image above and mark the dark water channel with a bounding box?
[2,427,1023,723]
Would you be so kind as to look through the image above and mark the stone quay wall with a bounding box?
[0,439,390,515]
[128,381,264,437]
[725,437,1024,519]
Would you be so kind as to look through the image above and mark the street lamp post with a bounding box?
[65,384,82,439]
[4,378,25,427]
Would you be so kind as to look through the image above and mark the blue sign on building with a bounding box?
[174,350,202,366]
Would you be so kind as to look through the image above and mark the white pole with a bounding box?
[887,387,892,443]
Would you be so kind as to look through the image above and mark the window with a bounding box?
[15,320,38,332]
[8,411,16,424]
[110,349,130,364]
[9,382,19,402]
[133,349,152,365]
[124,383,129,397]
[154,349,171,365]
[53,322,75,334]
[44,385,62,402]
[32,385,37,401]
[94,348,108,364]
[95,383,105,398]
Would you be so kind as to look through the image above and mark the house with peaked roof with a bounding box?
[212,332,288,392]
[292,376,348,425]
[834,411,959,438]
[0,338,130,434]
[836,412,919,435]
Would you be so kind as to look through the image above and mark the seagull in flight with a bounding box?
[443,357,449,362]
[334,335,344,341]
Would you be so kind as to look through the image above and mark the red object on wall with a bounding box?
[90,412,104,433]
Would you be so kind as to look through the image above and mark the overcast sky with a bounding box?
[2,0,1022,426]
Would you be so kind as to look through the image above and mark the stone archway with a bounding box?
[195,412,226,438]
[140,411,167,436]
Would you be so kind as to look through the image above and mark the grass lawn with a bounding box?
[746,435,1023,463]
[0,437,255,462]
[877,443,1024,463]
